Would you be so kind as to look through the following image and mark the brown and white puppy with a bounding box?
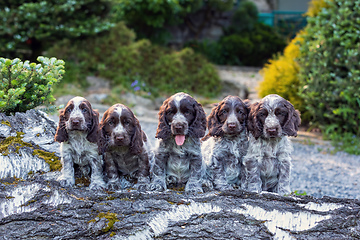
[98,104,153,191]
[202,96,249,191]
[150,92,207,193]
[54,96,105,190]
[242,94,301,195]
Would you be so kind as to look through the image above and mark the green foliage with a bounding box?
[187,1,286,67]
[111,0,233,43]
[0,0,113,60]
[47,22,221,98]
[0,56,65,115]
[298,0,360,141]
[227,0,259,33]
[188,22,286,67]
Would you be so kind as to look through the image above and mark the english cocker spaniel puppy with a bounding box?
[150,92,207,193]
[202,95,249,191]
[54,96,105,190]
[242,94,301,195]
[98,104,153,191]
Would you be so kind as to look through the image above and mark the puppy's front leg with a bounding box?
[150,151,167,192]
[276,153,291,195]
[185,153,204,193]
[57,143,75,187]
[134,152,151,191]
[243,155,262,193]
[89,154,106,190]
[104,153,121,191]
[211,156,234,191]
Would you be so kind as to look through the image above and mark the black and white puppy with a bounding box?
[202,96,249,191]
[243,94,301,195]
[54,96,105,190]
[99,104,153,191]
[150,92,207,193]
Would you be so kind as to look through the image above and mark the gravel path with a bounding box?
[291,142,360,199]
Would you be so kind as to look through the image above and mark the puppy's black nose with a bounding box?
[174,123,184,130]
[227,122,237,129]
[71,119,81,126]
[267,128,277,133]
[116,135,124,141]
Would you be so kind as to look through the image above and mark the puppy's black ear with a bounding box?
[54,109,68,143]
[87,109,100,143]
[130,118,144,155]
[189,101,207,139]
[207,103,224,137]
[155,98,172,139]
[247,102,262,139]
[283,102,301,137]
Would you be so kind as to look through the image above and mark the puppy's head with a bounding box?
[206,95,249,138]
[155,92,206,145]
[54,96,99,143]
[247,94,301,139]
[99,104,143,154]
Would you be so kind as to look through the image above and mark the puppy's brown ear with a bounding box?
[54,109,68,143]
[130,118,144,155]
[98,110,109,155]
[155,99,172,139]
[207,103,224,137]
[189,101,207,139]
[283,102,301,137]
[87,109,100,143]
[247,102,262,139]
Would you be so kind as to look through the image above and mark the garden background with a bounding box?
[1,0,359,153]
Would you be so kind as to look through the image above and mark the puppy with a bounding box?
[243,94,301,195]
[202,96,249,191]
[54,96,105,190]
[150,92,207,193]
[98,104,153,191]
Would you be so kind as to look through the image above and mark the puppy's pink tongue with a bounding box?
[175,135,185,146]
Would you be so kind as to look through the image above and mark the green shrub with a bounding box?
[0,56,65,115]
[187,1,286,67]
[111,0,233,44]
[0,0,112,61]
[47,22,221,98]
[298,0,360,136]
[297,0,360,154]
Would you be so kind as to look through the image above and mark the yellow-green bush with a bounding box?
[258,33,306,116]
[258,0,332,121]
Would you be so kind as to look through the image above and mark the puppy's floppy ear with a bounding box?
[98,110,109,155]
[86,109,100,143]
[207,103,224,137]
[130,118,144,155]
[155,99,171,139]
[283,102,301,137]
[54,109,68,143]
[189,101,207,138]
[247,102,262,139]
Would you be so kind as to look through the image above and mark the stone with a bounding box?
[0,110,60,179]
[0,175,359,239]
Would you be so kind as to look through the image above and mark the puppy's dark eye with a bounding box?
[221,109,228,115]
[123,119,131,126]
[184,110,191,115]
[66,108,72,113]
[237,110,243,115]
[108,120,114,126]
[82,108,88,113]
